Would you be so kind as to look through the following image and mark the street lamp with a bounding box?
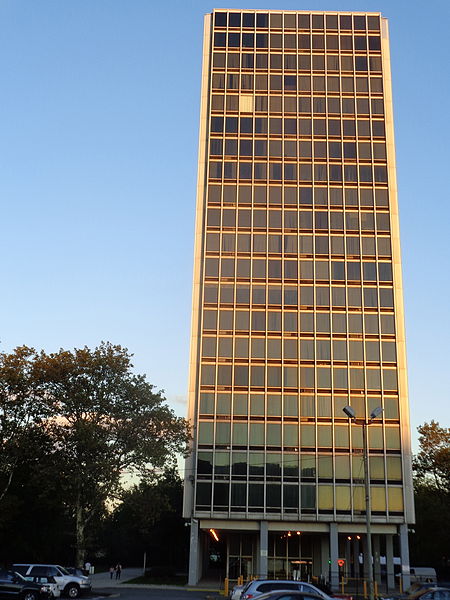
[343,405,383,600]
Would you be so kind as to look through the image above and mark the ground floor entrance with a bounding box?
[188,519,411,592]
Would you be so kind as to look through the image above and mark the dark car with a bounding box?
[386,588,450,600]
[0,570,49,600]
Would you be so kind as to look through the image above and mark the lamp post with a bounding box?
[343,405,383,600]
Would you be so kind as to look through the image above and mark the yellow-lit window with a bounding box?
[319,485,334,510]
[371,487,387,511]
[386,456,402,480]
[385,426,401,450]
[353,485,365,511]
[370,455,385,479]
[388,487,404,512]
[318,454,333,478]
[335,455,350,479]
[336,486,351,510]
[335,424,349,448]
[352,455,364,480]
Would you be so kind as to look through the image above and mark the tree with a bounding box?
[413,420,450,492]
[0,346,51,505]
[412,421,450,574]
[104,468,188,571]
[1,342,190,566]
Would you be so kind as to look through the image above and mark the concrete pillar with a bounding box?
[259,521,268,578]
[362,535,370,580]
[399,524,411,590]
[188,518,200,585]
[353,537,361,579]
[313,536,322,577]
[344,537,352,579]
[386,534,395,590]
[373,535,381,585]
[321,534,330,582]
[330,523,339,590]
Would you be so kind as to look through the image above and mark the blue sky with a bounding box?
[0,0,449,449]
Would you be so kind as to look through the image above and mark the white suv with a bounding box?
[13,565,91,599]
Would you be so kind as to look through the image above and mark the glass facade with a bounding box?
[184,9,413,585]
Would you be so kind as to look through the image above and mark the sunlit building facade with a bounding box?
[184,10,414,588]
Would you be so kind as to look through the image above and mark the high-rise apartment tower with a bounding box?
[184,10,414,589]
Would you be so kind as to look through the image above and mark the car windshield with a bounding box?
[12,572,26,582]
[56,566,70,576]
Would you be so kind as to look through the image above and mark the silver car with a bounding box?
[240,580,332,600]
[13,565,91,599]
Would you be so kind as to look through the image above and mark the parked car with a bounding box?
[63,571,85,580]
[0,569,50,600]
[385,587,450,600]
[243,591,326,600]
[25,576,60,599]
[409,569,438,584]
[240,580,333,600]
[230,584,244,600]
[13,566,91,599]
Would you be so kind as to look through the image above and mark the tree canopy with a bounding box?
[411,420,450,574]
[0,342,190,565]
[413,420,450,492]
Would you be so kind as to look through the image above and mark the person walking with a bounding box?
[115,564,122,580]
[109,566,114,580]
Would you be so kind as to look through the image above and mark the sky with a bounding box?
[0,0,449,451]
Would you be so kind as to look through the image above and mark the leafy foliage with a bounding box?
[0,342,190,565]
[0,346,51,503]
[104,468,188,569]
[413,420,450,492]
[412,421,450,575]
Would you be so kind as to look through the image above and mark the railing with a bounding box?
[339,577,380,599]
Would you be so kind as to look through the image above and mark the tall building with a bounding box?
[184,10,414,589]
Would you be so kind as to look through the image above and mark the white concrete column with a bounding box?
[259,521,268,578]
[330,523,339,590]
[321,534,330,582]
[362,535,370,579]
[399,524,411,590]
[188,518,200,585]
[373,535,381,585]
[386,534,395,590]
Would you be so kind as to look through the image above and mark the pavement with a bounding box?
[90,568,144,588]
[90,568,222,593]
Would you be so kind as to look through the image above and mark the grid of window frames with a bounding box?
[195,10,404,519]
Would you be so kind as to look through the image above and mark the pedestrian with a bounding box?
[115,564,122,580]
[109,566,114,580]
[84,561,91,576]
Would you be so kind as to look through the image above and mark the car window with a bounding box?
[259,584,274,593]
[57,567,70,576]
[13,566,28,576]
[33,576,54,584]
[277,584,298,591]
[434,593,450,600]
[48,568,59,577]
[31,567,50,576]
[299,585,324,598]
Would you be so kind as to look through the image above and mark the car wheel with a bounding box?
[22,592,39,600]
[64,584,80,599]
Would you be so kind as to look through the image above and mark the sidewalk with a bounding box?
[90,568,221,593]
[90,568,143,588]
